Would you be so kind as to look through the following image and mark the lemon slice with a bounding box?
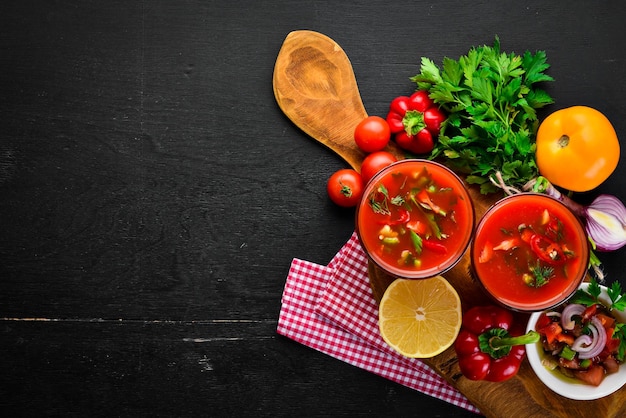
[378,276,462,358]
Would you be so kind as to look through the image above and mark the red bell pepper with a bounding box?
[529,234,568,265]
[422,239,447,254]
[377,208,411,226]
[454,305,540,382]
[386,90,446,155]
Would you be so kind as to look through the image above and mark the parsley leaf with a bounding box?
[411,37,554,193]
[608,281,626,311]
[527,263,554,288]
[391,195,405,206]
[368,185,391,215]
[588,278,602,300]
[614,323,626,362]
[570,289,597,307]
[570,278,626,312]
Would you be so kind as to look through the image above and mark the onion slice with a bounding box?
[574,316,607,360]
[560,304,585,330]
[571,335,593,352]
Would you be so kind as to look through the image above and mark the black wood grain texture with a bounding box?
[1,1,626,416]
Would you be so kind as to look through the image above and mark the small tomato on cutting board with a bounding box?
[327,169,363,208]
[535,106,620,192]
[360,151,397,184]
[353,116,390,153]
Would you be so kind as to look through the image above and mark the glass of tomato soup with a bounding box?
[471,193,590,312]
[356,159,475,279]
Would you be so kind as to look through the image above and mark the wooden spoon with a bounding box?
[273,30,404,172]
[272,30,626,418]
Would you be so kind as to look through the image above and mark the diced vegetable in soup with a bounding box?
[357,161,473,278]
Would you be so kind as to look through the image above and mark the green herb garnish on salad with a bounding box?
[571,278,626,312]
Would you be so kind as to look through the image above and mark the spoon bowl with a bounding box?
[273,30,403,171]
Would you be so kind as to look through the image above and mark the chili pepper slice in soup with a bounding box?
[356,160,474,279]
[472,194,589,311]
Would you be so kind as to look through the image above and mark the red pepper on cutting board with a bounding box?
[454,305,539,382]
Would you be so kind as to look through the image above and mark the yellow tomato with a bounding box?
[536,106,620,192]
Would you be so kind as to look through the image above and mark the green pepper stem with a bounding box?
[479,328,540,359]
[489,330,540,349]
[402,110,426,136]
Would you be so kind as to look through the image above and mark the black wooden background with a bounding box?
[2,1,626,416]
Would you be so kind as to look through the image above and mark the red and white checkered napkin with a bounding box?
[277,232,480,414]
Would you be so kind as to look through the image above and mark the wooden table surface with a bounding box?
[2,1,626,416]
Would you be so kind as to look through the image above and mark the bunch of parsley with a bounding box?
[411,37,555,194]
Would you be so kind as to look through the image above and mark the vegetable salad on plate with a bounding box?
[534,280,626,386]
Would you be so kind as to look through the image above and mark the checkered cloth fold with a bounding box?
[277,232,479,413]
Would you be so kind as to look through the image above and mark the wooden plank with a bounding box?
[0,319,477,417]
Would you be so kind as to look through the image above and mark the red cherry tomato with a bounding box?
[360,151,397,184]
[354,116,390,153]
[326,169,363,207]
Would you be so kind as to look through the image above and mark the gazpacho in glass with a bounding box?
[471,193,589,312]
[356,159,474,279]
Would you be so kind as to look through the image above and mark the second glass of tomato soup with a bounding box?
[356,159,475,279]
[471,193,590,312]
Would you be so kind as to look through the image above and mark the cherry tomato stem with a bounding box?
[327,169,363,208]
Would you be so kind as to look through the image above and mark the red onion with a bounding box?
[560,303,585,330]
[573,316,607,360]
[585,194,626,251]
[571,335,593,351]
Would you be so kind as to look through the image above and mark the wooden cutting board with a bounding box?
[273,30,626,418]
